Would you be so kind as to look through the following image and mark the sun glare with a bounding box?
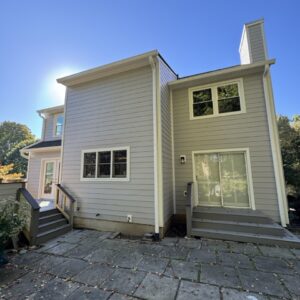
[44,68,79,106]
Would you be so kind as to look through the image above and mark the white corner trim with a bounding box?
[170,90,176,214]
[149,56,160,234]
[263,65,289,226]
[59,88,68,183]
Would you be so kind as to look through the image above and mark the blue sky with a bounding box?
[1,0,299,138]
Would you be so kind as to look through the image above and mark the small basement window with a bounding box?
[189,79,245,119]
[82,147,129,181]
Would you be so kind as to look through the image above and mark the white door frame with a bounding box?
[192,148,255,210]
[39,157,61,199]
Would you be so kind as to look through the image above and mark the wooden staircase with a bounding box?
[36,209,72,244]
[190,206,300,248]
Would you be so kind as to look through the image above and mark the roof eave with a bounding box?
[169,59,275,89]
[21,146,61,153]
[57,50,159,87]
[37,105,64,115]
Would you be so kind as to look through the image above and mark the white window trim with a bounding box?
[189,78,246,120]
[80,146,130,182]
[192,148,255,210]
[53,113,64,137]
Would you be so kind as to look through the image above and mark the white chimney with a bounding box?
[239,19,268,64]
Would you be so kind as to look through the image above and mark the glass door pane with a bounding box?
[195,153,222,206]
[43,162,54,195]
[219,152,249,208]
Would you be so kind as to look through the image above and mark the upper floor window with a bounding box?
[54,114,64,137]
[81,147,129,181]
[189,79,245,120]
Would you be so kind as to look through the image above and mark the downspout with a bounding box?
[149,56,160,238]
[38,112,46,141]
[263,64,289,226]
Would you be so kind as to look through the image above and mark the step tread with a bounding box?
[193,206,267,217]
[39,213,63,220]
[191,227,300,243]
[36,224,72,238]
[192,218,283,229]
[38,218,68,229]
[39,209,59,216]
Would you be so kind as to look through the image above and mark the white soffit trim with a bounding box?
[57,50,159,86]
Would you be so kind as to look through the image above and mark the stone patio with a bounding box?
[1,229,300,299]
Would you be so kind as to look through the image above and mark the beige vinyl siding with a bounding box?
[61,66,155,226]
[26,150,61,199]
[159,58,177,225]
[247,23,266,63]
[172,73,280,221]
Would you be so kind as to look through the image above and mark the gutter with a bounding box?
[263,64,289,226]
[149,56,160,237]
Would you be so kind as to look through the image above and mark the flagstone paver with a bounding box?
[258,245,296,259]
[164,259,200,281]
[137,255,169,273]
[68,286,112,300]
[217,252,254,269]
[221,287,268,300]
[101,268,146,295]
[238,269,290,298]
[253,255,295,274]
[176,280,220,300]
[1,229,300,299]
[200,264,241,288]
[72,263,114,286]
[134,273,179,300]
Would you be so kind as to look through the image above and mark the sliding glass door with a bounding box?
[194,151,250,208]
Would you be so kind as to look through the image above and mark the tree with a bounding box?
[0,122,36,175]
[0,164,23,181]
[277,115,300,195]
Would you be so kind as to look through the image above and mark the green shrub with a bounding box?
[0,198,27,251]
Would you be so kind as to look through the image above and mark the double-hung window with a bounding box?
[189,79,245,119]
[82,147,129,181]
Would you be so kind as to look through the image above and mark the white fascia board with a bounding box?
[57,50,159,87]
[37,105,65,116]
[168,59,275,89]
[21,146,61,154]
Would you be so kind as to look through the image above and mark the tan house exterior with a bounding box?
[21,20,289,239]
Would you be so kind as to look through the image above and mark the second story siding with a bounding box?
[61,66,155,225]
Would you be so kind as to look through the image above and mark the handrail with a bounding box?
[56,184,76,203]
[17,188,40,245]
[18,188,40,210]
[55,184,76,227]
[186,182,194,237]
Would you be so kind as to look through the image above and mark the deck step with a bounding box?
[192,218,285,236]
[38,218,68,234]
[39,208,60,217]
[191,228,300,248]
[39,213,65,224]
[36,224,72,244]
[193,208,273,224]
